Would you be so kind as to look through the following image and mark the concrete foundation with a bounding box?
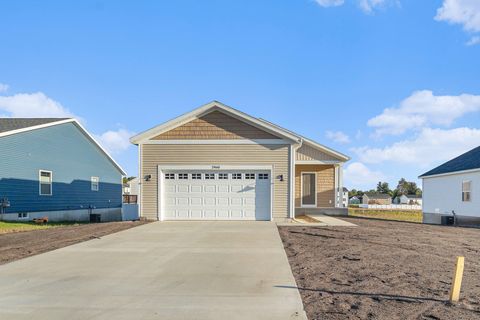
[0,207,122,222]
[423,212,480,226]
[295,207,348,217]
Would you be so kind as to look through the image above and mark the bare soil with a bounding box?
[0,221,150,265]
[279,217,480,320]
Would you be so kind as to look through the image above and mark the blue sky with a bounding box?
[1,0,479,190]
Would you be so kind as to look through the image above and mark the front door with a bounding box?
[301,173,316,207]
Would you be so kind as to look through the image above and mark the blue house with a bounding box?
[0,118,126,222]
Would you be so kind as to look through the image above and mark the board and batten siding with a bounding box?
[0,123,123,214]
[152,111,281,140]
[296,144,339,162]
[295,164,335,208]
[141,144,291,220]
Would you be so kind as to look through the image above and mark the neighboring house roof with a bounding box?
[130,100,350,162]
[403,194,422,199]
[364,193,391,199]
[342,187,349,192]
[419,146,480,178]
[0,118,126,175]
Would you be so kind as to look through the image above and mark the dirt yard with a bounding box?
[279,218,480,320]
[0,221,150,265]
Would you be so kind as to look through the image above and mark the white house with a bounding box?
[124,177,140,196]
[419,146,480,225]
[342,187,349,208]
[394,194,422,205]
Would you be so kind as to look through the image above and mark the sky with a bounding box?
[0,0,479,190]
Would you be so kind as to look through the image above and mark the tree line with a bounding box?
[349,178,422,199]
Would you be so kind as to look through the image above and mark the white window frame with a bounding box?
[39,170,53,196]
[462,180,472,202]
[245,173,255,180]
[218,173,228,180]
[192,173,202,180]
[165,173,175,180]
[300,172,317,208]
[232,173,242,180]
[91,176,99,191]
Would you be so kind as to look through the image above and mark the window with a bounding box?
[218,173,228,180]
[192,173,202,180]
[205,173,215,180]
[178,173,188,180]
[258,173,269,180]
[39,170,52,195]
[18,212,28,219]
[91,176,99,191]
[165,173,175,180]
[245,173,255,179]
[462,181,471,202]
[232,173,242,180]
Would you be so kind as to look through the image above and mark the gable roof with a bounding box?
[0,118,126,175]
[419,146,480,178]
[130,100,350,162]
[364,192,391,199]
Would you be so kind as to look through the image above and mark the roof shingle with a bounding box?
[0,118,70,134]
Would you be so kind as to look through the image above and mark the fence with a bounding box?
[359,204,422,210]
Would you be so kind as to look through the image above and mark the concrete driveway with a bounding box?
[0,222,307,320]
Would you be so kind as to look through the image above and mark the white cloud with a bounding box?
[435,0,480,44]
[367,90,480,136]
[354,127,480,168]
[0,83,9,93]
[94,129,135,155]
[315,0,344,7]
[359,0,386,14]
[0,92,78,118]
[344,162,386,189]
[466,35,480,45]
[326,130,351,144]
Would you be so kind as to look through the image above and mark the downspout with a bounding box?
[290,138,303,220]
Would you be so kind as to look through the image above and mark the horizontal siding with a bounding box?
[141,144,290,220]
[295,164,335,208]
[296,144,339,162]
[153,111,281,140]
[0,123,123,214]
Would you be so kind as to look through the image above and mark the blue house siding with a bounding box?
[0,123,123,214]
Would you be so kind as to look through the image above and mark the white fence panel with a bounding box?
[358,204,421,210]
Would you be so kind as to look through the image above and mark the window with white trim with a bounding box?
[165,173,175,180]
[462,181,471,202]
[232,173,242,180]
[258,173,269,180]
[178,173,188,180]
[245,173,255,180]
[91,176,99,191]
[218,173,228,180]
[205,173,215,180]
[192,173,201,180]
[39,170,52,195]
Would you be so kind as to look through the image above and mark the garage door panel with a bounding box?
[217,185,229,193]
[190,197,202,205]
[217,197,229,205]
[191,185,202,193]
[177,185,189,193]
[217,209,229,218]
[204,197,215,205]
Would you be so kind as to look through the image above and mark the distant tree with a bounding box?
[395,178,422,195]
[122,176,136,184]
[376,181,391,195]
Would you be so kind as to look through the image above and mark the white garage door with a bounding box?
[162,170,271,220]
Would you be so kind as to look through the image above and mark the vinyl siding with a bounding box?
[295,164,335,208]
[0,123,123,214]
[153,111,281,140]
[296,144,339,162]
[141,144,290,220]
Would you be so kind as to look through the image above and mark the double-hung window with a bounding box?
[91,176,99,191]
[462,181,471,202]
[39,170,52,196]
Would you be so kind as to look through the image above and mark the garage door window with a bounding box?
[205,173,215,180]
[165,173,175,180]
[179,173,188,180]
[192,173,201,180]
[245,173,255,179]
[232,173,242,180]
[258,173,269,180]
[218,173,228,179]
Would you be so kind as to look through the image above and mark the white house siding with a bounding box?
[423,170,480,224]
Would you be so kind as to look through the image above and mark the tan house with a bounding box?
[362,193,392,205]
[130,101,349,222]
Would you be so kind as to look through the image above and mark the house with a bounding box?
[362,193,392,205]
[394,194,422,205]
[419,146,480,225]
[0,118,126,222]
[349,196,360,205]
[342,187,349,207]
[123,177,140,195]
[130,101,350,221]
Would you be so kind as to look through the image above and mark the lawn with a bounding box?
[348,207,422,223]
[0,221,81,234]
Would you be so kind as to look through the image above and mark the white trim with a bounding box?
[138,144,143,219]
[130,101,300,144]
[39,170,53,196]
[157,164,274,221]
[420,168,480,179]
[141,139,289,145]
[296,160,342,165]
[300,172,317,208]
[334,165,339,208]
[0,119,75,138]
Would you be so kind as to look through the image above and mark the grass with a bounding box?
[0,221,83,234]
[348,207,422,223]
